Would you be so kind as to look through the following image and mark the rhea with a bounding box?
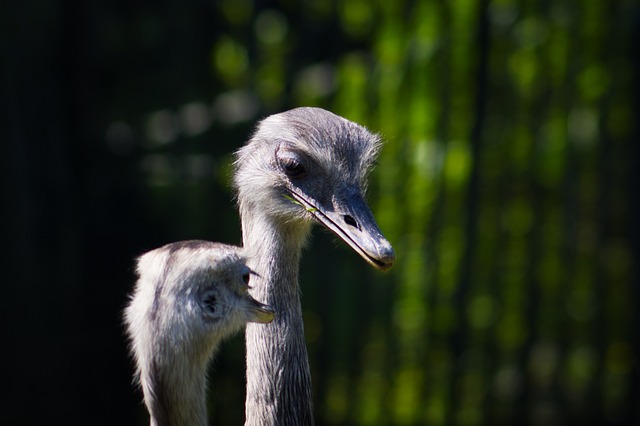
[124,241,275,426]
[234,107,395,425]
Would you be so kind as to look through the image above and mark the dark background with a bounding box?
[2,0,638,425]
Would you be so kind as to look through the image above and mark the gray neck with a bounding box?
[145,347,211,426]
[242,209,314,426]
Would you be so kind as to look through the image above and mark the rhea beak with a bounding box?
[286,188,395,271]
[245,297,275,324]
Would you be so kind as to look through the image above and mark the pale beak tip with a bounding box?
[253,307,275,324]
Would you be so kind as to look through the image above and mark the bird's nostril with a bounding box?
[343,215,359,229]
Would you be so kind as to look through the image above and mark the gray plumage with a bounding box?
[234,107,395,425]
[124,240,274,426]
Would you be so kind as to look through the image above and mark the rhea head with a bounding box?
[234,107,395,270]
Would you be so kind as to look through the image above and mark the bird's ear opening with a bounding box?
[200,289,221,319]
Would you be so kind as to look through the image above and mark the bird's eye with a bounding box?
[281,158,307,179]
[242,273,250,286]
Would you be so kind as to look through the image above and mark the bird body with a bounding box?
[124,241,274,426]
[234,107,395,425]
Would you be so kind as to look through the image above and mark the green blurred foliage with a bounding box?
[126,0,635,424]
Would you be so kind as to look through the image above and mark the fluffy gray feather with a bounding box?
[124,241,274,426]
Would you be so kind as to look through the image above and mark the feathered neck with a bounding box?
[241,207,315,426]
[143,343,213,426]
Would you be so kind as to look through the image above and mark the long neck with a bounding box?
[242,209,314,426]
[144,345,212,426]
